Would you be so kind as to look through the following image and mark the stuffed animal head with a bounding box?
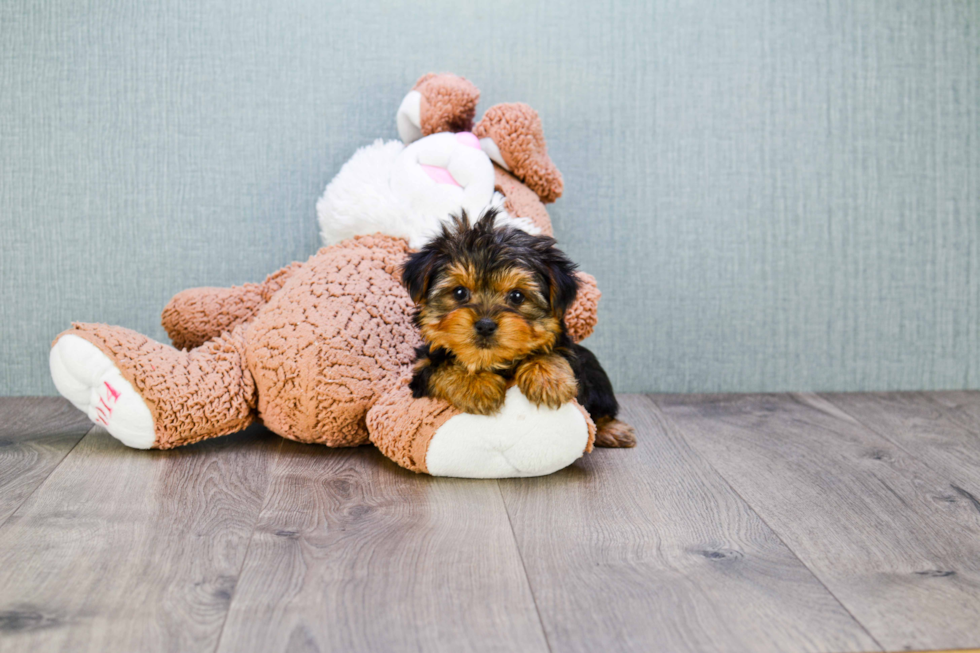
[317,73,564,250]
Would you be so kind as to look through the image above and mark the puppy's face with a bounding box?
[420,260,558,371]
[402,209,579,372]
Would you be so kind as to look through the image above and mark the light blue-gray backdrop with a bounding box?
[2,0,978,395]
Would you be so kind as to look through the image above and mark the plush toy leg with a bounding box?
[162,262,302,350]
[50,323,256,449]
[368,381,595,479]
[50,334,156,448]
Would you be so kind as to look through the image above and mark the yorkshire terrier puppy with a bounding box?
[401,208,636,448]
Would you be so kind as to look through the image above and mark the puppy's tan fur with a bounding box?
[417,357,509,415]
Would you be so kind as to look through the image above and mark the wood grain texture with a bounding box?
[822,391,980,500]
[0,425,280,653]
[0,397,92,527]
[4,394,980,652]
[654,393,980,652]
[216,441,548,653]
[927,391,980,426]
[498,395,879,653]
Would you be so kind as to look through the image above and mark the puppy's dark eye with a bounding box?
[452,286,469,302]
[507,290,525,306]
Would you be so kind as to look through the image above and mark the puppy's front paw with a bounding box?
[516,355,578,410]
[431,364,508,415]
[457,370,508,415]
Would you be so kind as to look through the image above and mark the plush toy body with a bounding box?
[50,74,607,478]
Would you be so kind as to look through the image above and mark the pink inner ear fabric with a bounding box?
[456,131,480,149]
[420,164,461,187]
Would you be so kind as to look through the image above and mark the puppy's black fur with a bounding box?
[408,342,452,397]
[565,339,620,425]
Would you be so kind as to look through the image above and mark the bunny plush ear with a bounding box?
[397,73,481,144]
[474,103,564,204]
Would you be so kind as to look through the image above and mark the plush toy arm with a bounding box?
[368,380,594,478]
[566,272,600,343]
[162,262,303,350]
[397,73,480,144]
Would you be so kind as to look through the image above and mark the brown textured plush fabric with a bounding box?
[54,236,424,450]
[573,401,598,453]
[476,103,564,203]
[162,263,303,350]
[566,272,600,343]
[246,234,420,446]
[414,73,480,137]
[54,322,257,448]
[367,378,461,474]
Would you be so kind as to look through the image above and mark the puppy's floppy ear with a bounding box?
[401,210,475,302]
[402,211,472,303]
[547,255,580,316]
[533,238,580,315]
[401,246,443,304]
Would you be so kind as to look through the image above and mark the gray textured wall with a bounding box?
[2,0,978,396]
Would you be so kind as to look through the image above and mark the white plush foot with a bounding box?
[49,335,156,449]
[425,386,590,478]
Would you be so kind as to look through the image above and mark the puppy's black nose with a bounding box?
[474,318,497,337]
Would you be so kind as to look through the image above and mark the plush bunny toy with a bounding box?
[49,73,608,478]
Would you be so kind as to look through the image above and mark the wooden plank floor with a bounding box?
[0,393,978,653]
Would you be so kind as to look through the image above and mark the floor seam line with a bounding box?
[496,481,554,653]
[642,394,887,653]
[211,436,285,653]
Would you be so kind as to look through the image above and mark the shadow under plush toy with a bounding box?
[49,73,631,478]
